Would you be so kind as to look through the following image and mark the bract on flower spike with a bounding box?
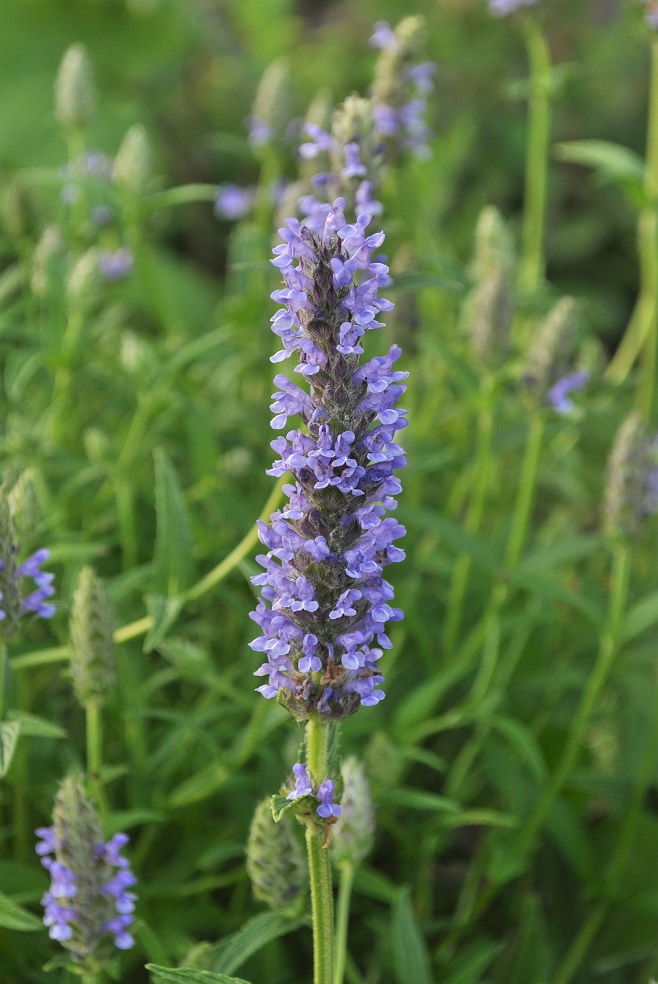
[36,776,136,959]
[249,197,406,721]
[0,489,55,637]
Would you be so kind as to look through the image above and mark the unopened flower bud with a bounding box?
[67,248,101,306]
[467,267,513,367]
[469,205,515,282]
[523,297,578,404]
[0,489,55,636]
[246,798,306,913]
[70,567,116,706]
[113,125,153,196]
[3,182,36,240]
[31,226,65,298]
[332,757,375,868]
[249,58,291,148]
[604,411,657,539]
[55,44,96,130]
[7,470,39,544]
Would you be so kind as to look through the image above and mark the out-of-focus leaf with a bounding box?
[211,912,307,976]
[167,761,231,809]
[391,889,433,984]
[0,892,42,931]
[147,966,252,984]
[0,719,20,778]
[153,448,194,597]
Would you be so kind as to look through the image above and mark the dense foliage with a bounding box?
[1,1,658,983]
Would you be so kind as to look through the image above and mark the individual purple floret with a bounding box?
[488,0,540,15]
[214,183,257,221]
[546,370,589,414]
[316,780,342,819]
[286,765,342,819]
[249,197,406,722]
[36,781,137,961]
[98,247,134,282]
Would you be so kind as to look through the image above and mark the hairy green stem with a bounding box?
[606,38,658,399]
[518,19,552,296]
[306,718,335,984]
[334,861,354,984]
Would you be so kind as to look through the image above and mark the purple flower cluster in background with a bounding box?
[36,827,136,954]
[286,763,342,818]
[0,547,56,625]
[369,22,435,157]
[249,197,406,721]
[487,0,540,15]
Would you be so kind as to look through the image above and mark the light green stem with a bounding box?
[606,38,658,398]
[518,19,552,296]
[504,411,545,572]
[334,862,354,984]
[305,718,334,984]
[86,701,106,820]
[0,640,7,720]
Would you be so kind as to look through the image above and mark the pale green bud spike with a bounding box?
[331,95,383,189]
[246,798,306,913]
[3,182,36,240]
[371,15,425,112]
[67,247,101,306]
[70,566,116,706]
[113,124,153,197]
[467,267,513,367]
[469,205,516,281]
[604,411,650,540]
[55,44,96,130]
[365,731,404,792]
[7,470,39,543]
[332,757,375,868]
[31,225,65,298]
[523,297,578,402]
[304,87,333,131]
[252,57,291,144]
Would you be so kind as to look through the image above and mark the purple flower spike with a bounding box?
[35,779,137,962]
[546,370,589,414]
[249,199,406,722]
[214,183,256,221]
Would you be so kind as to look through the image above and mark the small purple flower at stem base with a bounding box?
[286,765,342,819]
[316,780,342,819]
[546,370,589,414]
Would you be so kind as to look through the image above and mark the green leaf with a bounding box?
[211,912,307,976]
[144,594,185,652]
[621,589,658,644]
[0,719,21,778]
[147,966,252,984]
[153,448,194,598]
[6,710,66,739]
[379,788,459,813]
[489,715,548,782]
[555,140,646,203]
[441,940,505,984]
[390,889,433,984]
[167,761,231,809]
[0,891,43,931]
